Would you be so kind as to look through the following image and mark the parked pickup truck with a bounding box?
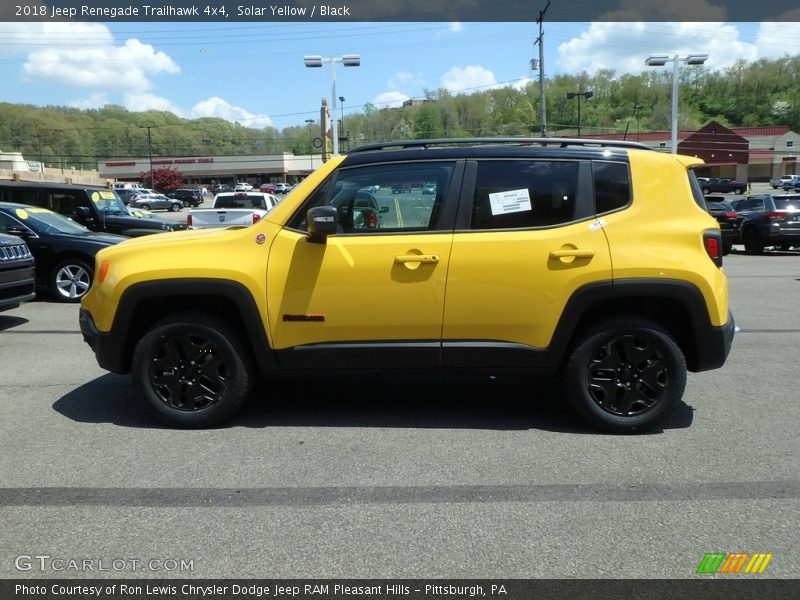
[187,191,279,229]
[769,175,800,189]
[699,178,746,194]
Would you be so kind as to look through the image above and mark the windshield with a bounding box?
[9,206,89,235]
[90,190,127,215]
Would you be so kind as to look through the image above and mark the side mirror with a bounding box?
[307,206,338,243]
[75,206,93,222]
[380,206,390,213]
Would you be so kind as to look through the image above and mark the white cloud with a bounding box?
[124,92,184,115]
[440,65,497,94]
[0,23,113,57]
[67,92,109,110]
[755,23,800,59]
[23,38,179,90]
[373,91,409,109]
[556,22,758,76]
[190,97,273,128]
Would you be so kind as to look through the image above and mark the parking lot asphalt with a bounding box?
[0,252,798,579]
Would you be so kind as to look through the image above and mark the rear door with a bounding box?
[441,158,614,367]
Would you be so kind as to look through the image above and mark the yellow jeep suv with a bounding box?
[79,138,735,432]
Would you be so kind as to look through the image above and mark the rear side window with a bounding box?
[592,161,630,214]
[773,198,800,211]
[471,160,579,229]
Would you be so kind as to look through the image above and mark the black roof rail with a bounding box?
[349,137,654,153]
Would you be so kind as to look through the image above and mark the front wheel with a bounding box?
[170,203,182,212]
[131,312,255,428]
[733,187,743,194]
[561,317,687,433]
[139,204,150,210]
[51,258,93,302]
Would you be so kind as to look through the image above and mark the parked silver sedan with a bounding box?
[129,193,184,212]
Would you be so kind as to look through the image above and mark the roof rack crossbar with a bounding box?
[349,137,654,153]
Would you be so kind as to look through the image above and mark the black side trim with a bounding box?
[276,341,440,370]
[83,279,276,375]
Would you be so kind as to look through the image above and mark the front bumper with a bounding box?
[79,308,130,374]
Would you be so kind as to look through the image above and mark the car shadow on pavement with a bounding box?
[53,371,693,435]
[0,314,29,331]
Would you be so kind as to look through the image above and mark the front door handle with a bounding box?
[548,248,595,259]
[394,254,440,264]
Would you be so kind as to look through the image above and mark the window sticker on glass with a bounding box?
[15,208,28,219]
[489,188,532,216]
[91,191,117,202]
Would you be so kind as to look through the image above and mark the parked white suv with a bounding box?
[234,183,253,192]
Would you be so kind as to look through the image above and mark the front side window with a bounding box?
[289,161,455,234]
[471,160,579,230]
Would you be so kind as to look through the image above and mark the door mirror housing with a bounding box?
[75,206,93,222]
[307,206,338,243]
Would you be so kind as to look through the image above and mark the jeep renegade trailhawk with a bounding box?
[80,138,735,433]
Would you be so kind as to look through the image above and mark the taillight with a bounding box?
[367,212,378,228]
[187,214,193,228]
[725,211,737,219]
[252,214,261,224]
[703,230,723,267]
[766,211,786,221]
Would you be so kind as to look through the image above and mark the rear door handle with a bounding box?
[549,248,595,259]
[394,254,440,264]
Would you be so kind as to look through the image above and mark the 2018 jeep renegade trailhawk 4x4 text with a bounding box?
[80,138,735,433]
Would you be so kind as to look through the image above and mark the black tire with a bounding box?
[742,228,764,254]
[733,187,742,194]
[140,204,150,210]
[701,187,710,194]
[50,258,93,303]
[131,312,255,428]
[722,242,732,256]
[170,203,182,212]
[562,317,687,434]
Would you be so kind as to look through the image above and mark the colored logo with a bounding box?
[697,552,773,574]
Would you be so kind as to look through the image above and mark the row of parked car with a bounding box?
[706,192,800,254]
[0,180,188,310]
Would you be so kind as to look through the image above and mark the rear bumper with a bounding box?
[693,310,736,372]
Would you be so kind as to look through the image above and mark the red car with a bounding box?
[260,183,275,194]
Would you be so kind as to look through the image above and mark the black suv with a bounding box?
[0,181,182,236]
[736,194,800,253]
[704,197,738,255]
[167,189,203,207]
[700,178,746,194]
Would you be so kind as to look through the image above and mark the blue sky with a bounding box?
[0,21,798,132]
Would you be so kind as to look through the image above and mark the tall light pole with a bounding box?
[645,53,709,154]
[304,119,315,170]
[338,96,346,152]
[303,54,360,156]
[565,90,593,137]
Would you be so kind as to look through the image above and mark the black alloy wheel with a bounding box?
[562,317,686,433]
[132,313,254,427]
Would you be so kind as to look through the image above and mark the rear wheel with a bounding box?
[733,187,743,194]
[170,203,182,212]
[139,204,150,210]
[562,317,686,434]
[743,228,764,254]
[131,312,255,428]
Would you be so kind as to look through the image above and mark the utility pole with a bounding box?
[535,0,550,137]
[145,126,154,189]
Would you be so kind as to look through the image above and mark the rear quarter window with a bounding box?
[592,161,630,215]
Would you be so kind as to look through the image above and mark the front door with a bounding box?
[267,160,462,369]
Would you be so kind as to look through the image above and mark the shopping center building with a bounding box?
[98,152,325,188]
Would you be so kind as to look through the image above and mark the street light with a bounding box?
[565,90,593,137]
[645,53,709,154]
[303,54,360,156]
